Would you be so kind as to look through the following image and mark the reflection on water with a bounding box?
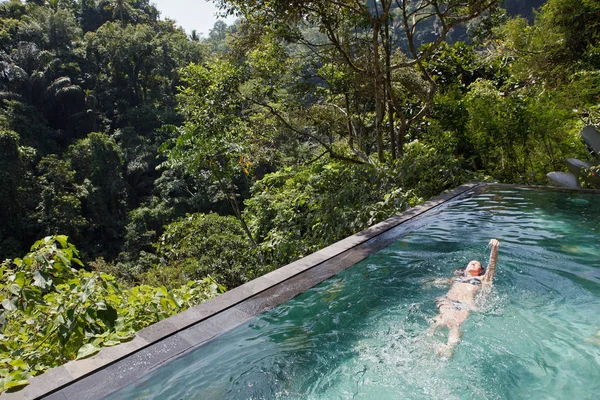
[110,188,600,400]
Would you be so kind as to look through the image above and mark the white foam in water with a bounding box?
[300,287,510,400]
[109,188,600,400]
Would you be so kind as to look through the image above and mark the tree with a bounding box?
[33,154,87,240]
[102,0,136,26]
[189,29,200,42]
[120,161,231,258]
[0,0,27,20]
[82,21,203,126]
[0,0,208,260]
[83,22,157,107]
[0,130,26,258]
[67,132,128,258]
[244,147,463,266]
[206,20,230,53]
[163,61,258,248]
[92,0,159,27]
[217,0,498,161]
[0,41,89,141]
[209,20,227,42]
[503,0,546,22]
[25,6,82,52]
[496,0,600,83]
[148,213,263,289]
[462,78,582,183]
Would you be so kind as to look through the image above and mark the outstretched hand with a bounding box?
[482,239,500,284]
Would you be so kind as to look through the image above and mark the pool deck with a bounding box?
[4,182,597,400]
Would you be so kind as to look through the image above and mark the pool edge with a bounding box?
[3,182,485,400]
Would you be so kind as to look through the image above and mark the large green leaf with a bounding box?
[2,379,30,391]
[8,360,27,370]
[1,299,16,311]
[76,343,101,360]
[55,236,69,248]
[97,305,118,328]
[1,371,30,391]
[0,235,219,394]
[32,271,53,290]
[8,284,21,295]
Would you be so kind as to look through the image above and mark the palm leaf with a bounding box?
[55,85,84,102]
[0,91,25,102]
[44,58,63,78]
[47,77,72,96]
[38,50,56,67]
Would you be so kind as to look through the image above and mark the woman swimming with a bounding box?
[429,239,500,356]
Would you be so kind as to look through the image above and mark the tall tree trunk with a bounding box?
[373,22,384,163]
[383,8,395,160]
[398,120,406,157]
[344,93,353,141]
[388,80,405,157]
[213,168,258,249]
[387,93,395,159]
[227,190,257,249]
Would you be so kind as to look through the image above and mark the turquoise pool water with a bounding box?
[111,188,600,400]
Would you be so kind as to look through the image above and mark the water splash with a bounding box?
[109,188,600,400]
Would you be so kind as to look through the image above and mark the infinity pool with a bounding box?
[110,187,600,399]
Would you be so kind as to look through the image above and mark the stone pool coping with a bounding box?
[5,181,596,400]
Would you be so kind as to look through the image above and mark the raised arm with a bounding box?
[482,239,499,284]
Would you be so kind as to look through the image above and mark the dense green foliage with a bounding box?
[0,0,205,261]
[3,0,584,267]
[145,213,263,289]
[245,143,465,265]
[0,236,220,391]
[1,0,599,391]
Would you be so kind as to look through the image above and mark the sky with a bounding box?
[152,0,237,36]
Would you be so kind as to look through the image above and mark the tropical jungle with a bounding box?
[0,0,599,392]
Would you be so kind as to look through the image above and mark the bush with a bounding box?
[463,79,583,183]
[148,213,263,290]
[397,140,468,199]
[0,236,220,392]
[244,160,428,266]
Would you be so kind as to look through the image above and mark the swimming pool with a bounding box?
[109,187,600,400]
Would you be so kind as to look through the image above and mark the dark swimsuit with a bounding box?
[455,277,482,286]
[437,274,484,310]
[437,297,469,310]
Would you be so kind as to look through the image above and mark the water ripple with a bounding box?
[109,188,600,400]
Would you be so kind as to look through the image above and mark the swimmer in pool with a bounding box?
[429,239,500,357]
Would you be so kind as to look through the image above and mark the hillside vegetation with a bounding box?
[1,0,599,392]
